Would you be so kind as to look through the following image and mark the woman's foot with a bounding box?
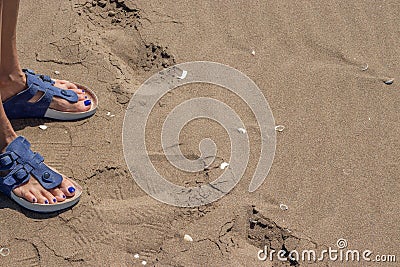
[12,175,76,204]
[0,70,92,113]
[0,135,76,204]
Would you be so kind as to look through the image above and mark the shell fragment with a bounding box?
[237,127,247,134]
[220,162,229,170]
[280,204,288,211]
[384,78,394,85]
[275,125,285,132]
[39,125,48,130]
[184,234,193,242]
[178,70,188,79]
[0,247,10,257]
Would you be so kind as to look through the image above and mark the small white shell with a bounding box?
[54,70,60,75]
[360,64,368,71]
[0,247,10,257]
[134,254,140,259]
[184,234,193,242]
[106,112,111,116]
[237,127,246,134]
[141,260,147,265]
[251,50,256,56]
[384,78,394,85]
[220,162,229,170]
[178,70,188,79]
[275,125,285,132]
[38,125,48,130]
[280,204,288,211]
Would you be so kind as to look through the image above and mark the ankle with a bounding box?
[0,70,26,85]
[0,71,27,101]
[0,132,18,153]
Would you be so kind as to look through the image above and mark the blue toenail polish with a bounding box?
[82,89,85,93]
[62,195,66,199]
[45,200,49,204]
[85,96,88,99]
[68,187,75,193]
[84,100,91,106]
[32,198,36,203]
[53,198,57,203]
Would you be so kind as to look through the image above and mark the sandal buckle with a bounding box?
[13,168,29,181]
[0,155,13,167]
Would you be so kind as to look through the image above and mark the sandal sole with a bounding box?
[44,84,98,121]
[10,179,82,213]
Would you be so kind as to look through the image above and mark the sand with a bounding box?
[0,0,399,266]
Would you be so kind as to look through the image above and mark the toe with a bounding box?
[66,81,78,90]
[13,186,37,203]
[30,189,49,204]
[71,88,86,101]
[39,188,57,204]
[59,177,76,197]
[55,80,78,90]
[49,187,66,202]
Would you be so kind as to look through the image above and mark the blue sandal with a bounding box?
[0,136,82,213]
[3,69,97,120]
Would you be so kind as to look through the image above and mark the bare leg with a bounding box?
[0,0,91,112]
[0,0,76,204]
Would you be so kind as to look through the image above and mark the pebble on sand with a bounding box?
[97,0,107,8]
[275,125,285,132]
[38,125,48,130]
[54,70,60,75]
[251,50,256,56]
[184,234,193,242]
[133,254,139,259]
[141,260,147,265]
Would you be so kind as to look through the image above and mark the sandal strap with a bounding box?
[0,165,31,197]
[24,69,78,103]
[3,69,79,119]
[0,137,63,194]
[0,152,18,171]
[23,68,55,85]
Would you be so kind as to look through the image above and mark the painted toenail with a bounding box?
[62,195,66,199]
[53,198,57,203]
[32,198,36,203]
[44,200,49,204]
[82,89,85,93]
[85,96,88,99]
[68,187,75,193]
[84,100,91,106]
